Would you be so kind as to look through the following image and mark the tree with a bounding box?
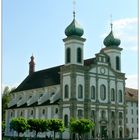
[2,121,6,136]
[70,118,95,140]
[27,118,48,138]
[2,86,16,121]
[2,86,10,121]
[47,119,64,140]
[10,117,28,137]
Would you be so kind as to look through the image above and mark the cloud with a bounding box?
[113,18,137,30]
[113,18,138,52]
[126,74,138,89]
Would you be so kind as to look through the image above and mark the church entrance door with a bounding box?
[100,126,107,138]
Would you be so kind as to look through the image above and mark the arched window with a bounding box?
[77,48,82,63]
[111,88,115,101]
[66,48,71,63]
[64,114,68,127]
[119,90,123,103]
[100,84,106,100]
[91,86,96,100]
[42,109,45,115]
[64,85,69,99]
[78,85,83,99]
[116,56,120,70]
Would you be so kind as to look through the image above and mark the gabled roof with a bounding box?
[12,58,97,93]
[12,66,61,93]
[125,87,138,102]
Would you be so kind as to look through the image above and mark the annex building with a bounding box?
[6,11,127,139]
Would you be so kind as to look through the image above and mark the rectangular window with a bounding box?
[91,110,95,117]
[132,128,134,133]
[111,111,115,118]
[78,109,83,118]
[131,110,133,115]
[126,110,127,114]
[132,118,134,123]
[126,118,128,123]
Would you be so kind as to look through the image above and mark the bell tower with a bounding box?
[63,11,86,66]
[102,23,122,72]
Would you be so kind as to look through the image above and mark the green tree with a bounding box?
[2,121,6,134]
[2,86,16,121]
[10,117,28,137]
[70,118,95,140]
[27,118,48,138]
[48,119,64,140]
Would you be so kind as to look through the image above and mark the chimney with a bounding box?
[29,55,35,75]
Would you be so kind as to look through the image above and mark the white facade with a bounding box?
[5,13,129,140]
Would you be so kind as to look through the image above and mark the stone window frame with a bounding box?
[111,111,115,118]
[78,84,83,99]
[118,90,123,103]
[42,109,45,115]
[64,114,69,128]
[91,85,96,100]
[116,56,120,70]
[111,88,115,102]
[119,112,123,119]
[100,84,106,101]
[64,84,69,99]
[101,110,106,119]
[77,47,82,63]
[66,48,71,63]
[30,109,34,116]
[78,109,83,118]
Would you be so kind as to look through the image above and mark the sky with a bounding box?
[2,0,138,89]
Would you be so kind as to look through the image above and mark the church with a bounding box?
[5,10,126,139]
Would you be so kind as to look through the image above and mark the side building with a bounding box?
[5,13,126,139]
[125,88,138,139]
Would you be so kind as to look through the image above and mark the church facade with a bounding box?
[5,13,126,139]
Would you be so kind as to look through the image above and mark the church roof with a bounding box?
[8,99,60,109]
[12,58,97,93]
[103,24,121,47]
[65,18,84,37]
[13,66,61,93]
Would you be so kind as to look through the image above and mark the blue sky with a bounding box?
[3,0,138,89]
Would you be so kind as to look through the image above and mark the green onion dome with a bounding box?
[65,18,84,37]
[103,24,121,47]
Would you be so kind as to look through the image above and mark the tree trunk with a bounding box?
[35,131,38,138]
[53,131,56,140]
